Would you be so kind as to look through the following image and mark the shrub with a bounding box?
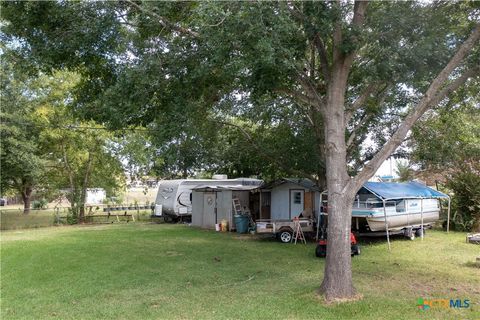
[447,163,480,232]
[66,208,79,225]
[32,198,48,210]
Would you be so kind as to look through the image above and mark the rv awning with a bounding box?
[362,181,449,200]
[192,185,261,191]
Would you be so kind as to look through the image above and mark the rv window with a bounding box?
[189,193,192,202]
[294,192,301,204]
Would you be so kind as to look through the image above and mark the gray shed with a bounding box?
[191,184,262,230]
[262,178,322,220]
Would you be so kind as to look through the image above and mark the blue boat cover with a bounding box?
[362,181,449,200]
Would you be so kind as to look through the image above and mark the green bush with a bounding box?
[447,164,480,232]
[66,208,79,225]
[32,198,48,210]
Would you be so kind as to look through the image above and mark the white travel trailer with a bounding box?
[154,177,263,222]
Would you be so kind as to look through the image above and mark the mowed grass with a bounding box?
[1,224,479,319]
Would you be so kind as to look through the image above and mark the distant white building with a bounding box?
[86,188,106,205]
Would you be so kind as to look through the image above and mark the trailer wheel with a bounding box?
[404,228,415,240]
[164,215,176,223]
[316,245,327,258]
[163,215,180,223]
[415,228,425,237]
[278,230,293,243]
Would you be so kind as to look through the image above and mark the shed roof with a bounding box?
[362,181,449,200]
[263,178,321,191]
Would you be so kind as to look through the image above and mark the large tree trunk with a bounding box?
[21,186,33,215]
[319,64,357,300]
[66,190,80,219]
[320,192,355,299]
[62,142,79,221]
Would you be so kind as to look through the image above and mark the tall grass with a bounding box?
[0,209,154,230]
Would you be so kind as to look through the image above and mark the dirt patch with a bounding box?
[165,251,184,257]
[314,289,364,305]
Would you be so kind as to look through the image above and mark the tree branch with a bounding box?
[204,14,228,28]
[332,1,344,64]
[429,66,480,107]
[276,87,318,108]
[349,23,480,193]
[296,72,327,112]
[346,83,391,144]
[329,0,369,108]
[126,0,199,38]
[284,2,330,83]
[344,0,368,65]
[60,141,77,201]
[308,107,327,176]
[422,23,480,101]
[345,83,378,123]
[310,42,316,81]
[346,113,372,148]
[313,34,330,82]
[285,2,305,22]
[351,0,368,28]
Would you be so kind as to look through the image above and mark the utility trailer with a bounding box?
[255,218,315,243]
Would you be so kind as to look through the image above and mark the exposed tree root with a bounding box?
[315,288,363,304]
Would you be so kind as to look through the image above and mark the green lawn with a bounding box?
[1,224,479,319]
